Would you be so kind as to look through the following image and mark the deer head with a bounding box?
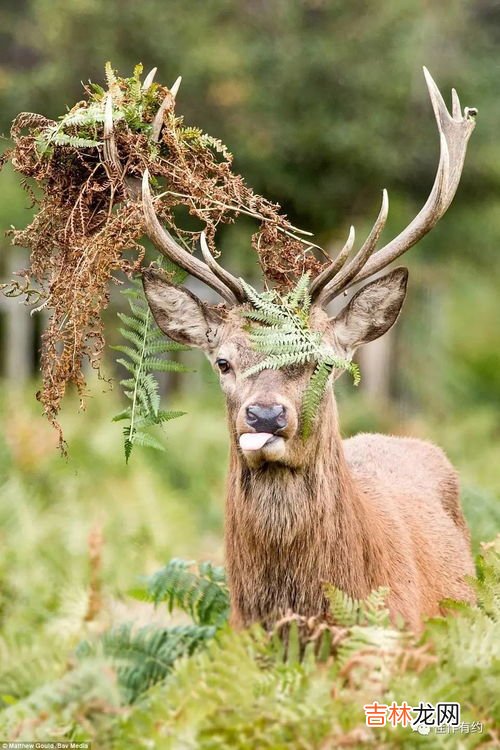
[141,69,476,469]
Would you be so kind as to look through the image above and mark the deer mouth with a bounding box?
[238,432,287,466]
[239,432,277,451]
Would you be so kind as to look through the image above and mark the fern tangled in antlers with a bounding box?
[241,275,360,438]
[2,62,324,448]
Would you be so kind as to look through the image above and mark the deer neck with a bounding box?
[225,393,377,626]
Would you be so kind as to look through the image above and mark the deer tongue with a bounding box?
[239,432,274,451]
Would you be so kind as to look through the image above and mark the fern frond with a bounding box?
[199,133,233,160]
[87,623,216,703]
[130,558,230,628]
[61,103,107,127]
[144,341,191,355]
[142,358,192,373]
[129,430,165,452]
[360,587,391,626]
[326,586,362,627]
[117,312,148,335]
[50,133,101,148]
[242,276,361,437]
[111,344,144,366]
[105,61,118,89]
[241,307,288,325]
[155,410,187,423]
[240,279,288,321]
[112,409,131,422]
[114,268,190,462]
[301,362,333,439]
[287,271,311,312]
[133,62,144,82]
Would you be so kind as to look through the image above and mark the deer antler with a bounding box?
[141,170,245,305]
[313,68,477,307]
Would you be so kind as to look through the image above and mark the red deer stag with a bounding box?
[141,69,477,631]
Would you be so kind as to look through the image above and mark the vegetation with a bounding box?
[0,1,499,747]
[111,273,190,462]
[1,62,321,446]
[0,388,498,746]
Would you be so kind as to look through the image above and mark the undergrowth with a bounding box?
[0,539,498,748]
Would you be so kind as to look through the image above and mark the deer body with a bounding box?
[139,68,477,630]
[226,400,474,630]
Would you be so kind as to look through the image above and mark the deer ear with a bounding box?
[331,267,408,355]
[142,268,223,351]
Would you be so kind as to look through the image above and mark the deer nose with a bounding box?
[246,404,287,434]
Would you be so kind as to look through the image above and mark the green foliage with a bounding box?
[114,541,500,748]
[0,659,121,741]
[130,558,229,627]
[113,627,336,749]
[33,60,236,170]
[112,273,191,462]
[0,4,499,744]
[80,622,217,704]
[241,275,360,437]
[0,410,498,750]
[326,585,391,627]
[35,60,162,157]
[179,125,233,161]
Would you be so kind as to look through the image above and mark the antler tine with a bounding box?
[152,76,182,142]
[314,189,389,306]
[141,170,241,305]
[309,226,355,299]
[199,232,245,302]
[336,68,476,295]
[142,67,157,91]
[103,93,121,174]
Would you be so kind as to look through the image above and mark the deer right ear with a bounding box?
[142,269,223,351]
[330,267,408,356]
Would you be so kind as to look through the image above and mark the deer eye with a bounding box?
[216,358,231,374]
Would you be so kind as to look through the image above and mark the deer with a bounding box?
[139,69,477,631]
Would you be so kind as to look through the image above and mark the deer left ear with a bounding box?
[142,268,223,351]
[330,267,408,355]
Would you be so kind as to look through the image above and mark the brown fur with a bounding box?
[143,268,475,631]
[225,390,474,631]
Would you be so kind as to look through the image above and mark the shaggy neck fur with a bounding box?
[225,393,390,628]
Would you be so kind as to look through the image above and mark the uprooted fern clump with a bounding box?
[241,274,360,437]
[1,62,324,447]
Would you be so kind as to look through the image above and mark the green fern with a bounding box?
[60,103,109,128]
[2,543,499,743]
[325,585,391,628]
[112,271,191,463]
[240,275,360,438]
[84,623,216,703]
[129,558,229,628]
[179,125,233,161]
[105,60,118,89]
[35,63,159,157]
[0,658,121,738]
[52,133,101,148]
[76,558,229,703]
